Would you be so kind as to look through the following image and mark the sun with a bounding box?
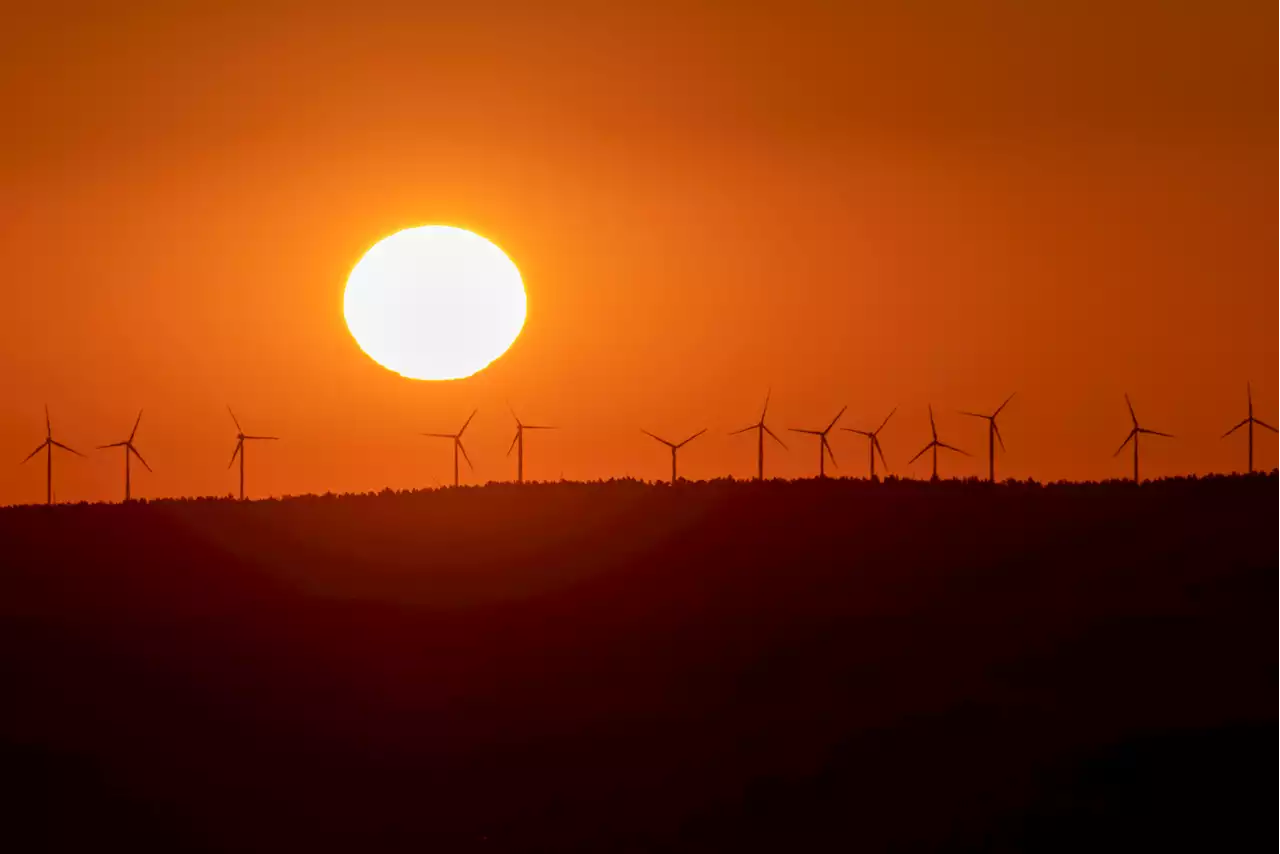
[343,226,527,381]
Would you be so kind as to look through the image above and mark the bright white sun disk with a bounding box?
[343,226,527,381]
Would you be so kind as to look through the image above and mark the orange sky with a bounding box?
[1,2,1275,504]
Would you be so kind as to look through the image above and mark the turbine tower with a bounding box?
[508,407,555,483]
[841,407,895,480]
[227,407,279,500]
[1113,394,1172,483]
[424,409,477,488]
[908,405,969,481]
[1221,383,1275,473]
[642,428,706,484]
[730,391,786,480]
[21,406,84,505]
[97,409,152,501]
[961,393,1016,483]
[789,406,846,479]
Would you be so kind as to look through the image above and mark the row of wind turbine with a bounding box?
[18,387,1275,502]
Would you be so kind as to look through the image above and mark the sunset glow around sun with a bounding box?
[343,226,527,381]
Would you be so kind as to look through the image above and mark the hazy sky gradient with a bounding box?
[1,2,1275,503]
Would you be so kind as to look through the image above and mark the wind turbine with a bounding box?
[227,407,279,500]
[1113,394,1171,483]
[1221,382,1275,473]
[642,428,706,484]
[507,406,555,483]
[840,407,895,480]
[908,405,969,481]
[789,406,846,479]
[730,391,786,480]
[960,393,1016,483]
[97,409,152,501]
[424,409,477,488]
[21,405,84,505]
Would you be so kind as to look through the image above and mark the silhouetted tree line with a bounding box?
[0,474,1273,852]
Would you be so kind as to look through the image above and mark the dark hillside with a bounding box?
[1,475,1274,852]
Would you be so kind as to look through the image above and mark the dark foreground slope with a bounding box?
[1,476,1274,852]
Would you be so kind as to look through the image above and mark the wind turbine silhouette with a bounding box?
[789,406,846,479]
[961,393,1015,483]
[1114,394,1171,483]
[227,407,279,500]
[642,428,706,484]
[508,406,555,483]
[841,407,895,480]
[97,409,152,501]
[909,405,969,481]
[424,409,477,488]
[1221,383,1275,473]
[22,406,84,506]
[730,391,786,480]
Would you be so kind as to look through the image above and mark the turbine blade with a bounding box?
[129,409,143,441]
[227,406,243,433]
[1255,418,1278,434]
[729,424,757,435]
[45,404,51,437]
[763,425,787,449]
[908,442,933,464]
[841,428,872,436]
[1139,428,1173,438]
[938,442,970,456]
[50,440,85,457]
[422,433,455,439]
[790,428,821,435]
[508,402,520,426]
[244,435,279,440]
[760,389,771,422]
[129,444,153,472]
[1221,418,1248,438]
[1114,429,1136,456]
[228,439,242,468]
[928,404,936,437]
[97,442,128,449]
[22,442,47,463]
[822,436,838,468]
[874,407,896,434]
[824,405,847,433]
[507,430,520,456]
[458,409,478,436]
[993,422,1006,452]
[641,429,674,447]
[1124,393,1137,426]
[959,411,987,420]
[677,428,707,447]
[523,425,555,430]
[874,436,890,471]
[457,439,473,469]
[993,392,1016,418]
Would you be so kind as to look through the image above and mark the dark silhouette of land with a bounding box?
[0,475,1273,852]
